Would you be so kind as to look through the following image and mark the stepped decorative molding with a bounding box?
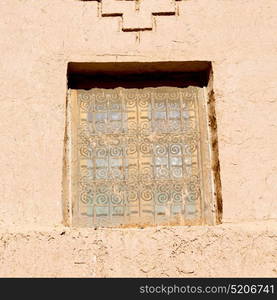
[80,0,183,32]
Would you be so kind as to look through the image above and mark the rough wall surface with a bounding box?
[0,222,276,277]
[0,0,276,277]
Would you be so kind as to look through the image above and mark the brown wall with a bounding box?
[0,0,276,277]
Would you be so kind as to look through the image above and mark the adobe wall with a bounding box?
[0,221,276,277]
[0,0,276,277]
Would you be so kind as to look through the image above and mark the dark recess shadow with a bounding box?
[67,61,212,89]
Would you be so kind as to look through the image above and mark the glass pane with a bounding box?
[75,87,202,227]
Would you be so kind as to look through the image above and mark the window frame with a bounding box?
[63,86,218,227]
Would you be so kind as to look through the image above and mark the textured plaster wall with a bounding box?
[0,222,276,277]
[0,0,276,277]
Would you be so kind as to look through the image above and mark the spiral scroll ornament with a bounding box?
[74,87,204,226]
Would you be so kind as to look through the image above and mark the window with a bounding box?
[64,61,221,228]
[66,85,217,227]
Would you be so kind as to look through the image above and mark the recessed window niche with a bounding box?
[63,61,222,228]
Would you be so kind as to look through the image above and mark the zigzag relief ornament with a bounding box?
[80,0,182,32]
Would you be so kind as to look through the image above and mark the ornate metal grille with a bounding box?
[69,87,209,227]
